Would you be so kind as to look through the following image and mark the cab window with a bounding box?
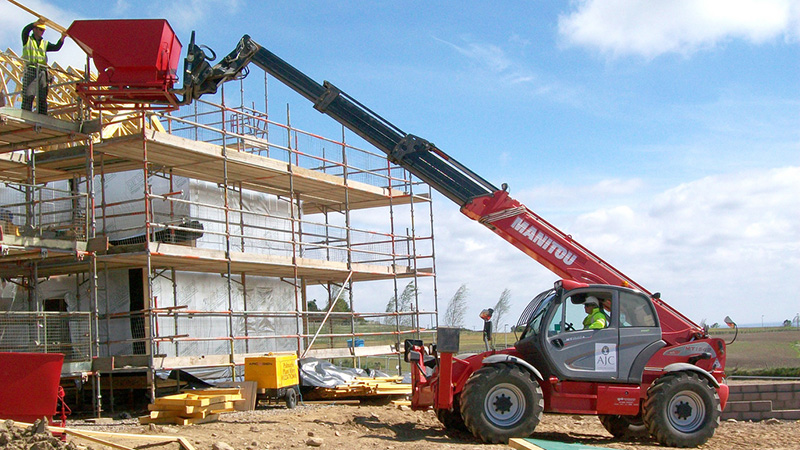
[619,292,657,327]
[551,292,612,333]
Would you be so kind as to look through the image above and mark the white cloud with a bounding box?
[424,167,799,329]
[570,167,800,324]
[559,0,800,58]
[516,178,647,216]
[443,39,512,73]
[433,35,568,97]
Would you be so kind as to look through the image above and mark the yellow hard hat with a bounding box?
[34,22,46,30]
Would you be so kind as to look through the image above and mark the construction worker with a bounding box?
[582,296,609,330]
[21,20,65,115]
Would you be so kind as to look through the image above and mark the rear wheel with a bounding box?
[460,364,543,444]
[599,414,646,438]
[643,372,720,447]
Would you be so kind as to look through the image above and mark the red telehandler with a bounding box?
[170,33,729,447]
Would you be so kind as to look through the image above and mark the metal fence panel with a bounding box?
[0,312,92,363]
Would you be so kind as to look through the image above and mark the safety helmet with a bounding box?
[34,22,46,30]
[584,296,600,307]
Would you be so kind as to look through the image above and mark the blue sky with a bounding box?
[2,1,798,330]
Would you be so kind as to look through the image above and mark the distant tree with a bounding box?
[711,323,720,328]
[443,284,468,328]
[307,299,320,312]
[783,319,792,327]
[325,285,357,325]
[493,289,511,330]
[384,282,417,327]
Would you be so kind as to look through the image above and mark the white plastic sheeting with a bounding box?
[34,272,133,357]
[151,271,299,357]
[93,171,190,241]
[93,171,296,254]
[0,169,301,360]
[27,269,299,359]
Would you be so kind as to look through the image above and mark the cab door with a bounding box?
[617,290,663,383]
[542,288,619,382]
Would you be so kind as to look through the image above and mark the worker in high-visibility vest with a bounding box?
[21,20,65,115]
[582,296,609,330]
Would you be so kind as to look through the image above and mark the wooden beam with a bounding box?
[6,0,68,33]
[65,429,136,450]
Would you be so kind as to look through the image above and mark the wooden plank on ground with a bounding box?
[216,381,258,411]
[12,422,182,443]
[178,437,198,450]
[153,393,232,407]
[149,410,181,419]
[509,438,545,450]
[173,413,220,426]
[66,429,136,450]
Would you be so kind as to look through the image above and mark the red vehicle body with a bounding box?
[82,25,730,447]
[405,186,731,446]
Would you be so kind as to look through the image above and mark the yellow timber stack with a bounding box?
[140,388,244,426]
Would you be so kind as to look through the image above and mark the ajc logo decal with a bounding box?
[595,343,616,372]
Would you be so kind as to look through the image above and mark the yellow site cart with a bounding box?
[244,353,300,408]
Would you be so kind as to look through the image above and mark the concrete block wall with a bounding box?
[722,383,800,421]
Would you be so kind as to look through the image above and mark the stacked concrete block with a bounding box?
[721,383,800,421]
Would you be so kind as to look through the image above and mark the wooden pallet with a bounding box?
[139,389,243,425]
[306,377,411,399]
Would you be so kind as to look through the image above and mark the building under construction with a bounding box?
[0,18,437,412]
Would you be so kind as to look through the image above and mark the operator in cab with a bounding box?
[582,296,608,329]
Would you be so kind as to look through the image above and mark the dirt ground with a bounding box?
[64,403,800,450]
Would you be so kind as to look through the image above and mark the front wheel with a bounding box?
[460,364,544,444]
[643,372,720,447]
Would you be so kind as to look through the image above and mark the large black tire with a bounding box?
[643,372,721,448]
[460,364,544,444]
[599,414,646,438]
[436,394,467,431]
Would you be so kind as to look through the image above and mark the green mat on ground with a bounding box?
[509,438,621,450]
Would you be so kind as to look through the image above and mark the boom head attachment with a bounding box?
[175,33,260,104]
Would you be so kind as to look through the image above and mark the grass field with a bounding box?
[711,327,800,374]
[312,321,800,376]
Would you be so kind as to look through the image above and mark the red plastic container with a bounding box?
[68,19,182,87]
[0,352,64,423]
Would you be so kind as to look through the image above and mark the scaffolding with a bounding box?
[0,47,438,412]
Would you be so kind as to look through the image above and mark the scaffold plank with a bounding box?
[0,107,87,153]
[93,129,421,213]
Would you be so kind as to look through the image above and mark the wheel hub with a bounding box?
[674,400,693,420]
[667,390,705,433]
[493,393,513,414]
[484,383,526,427]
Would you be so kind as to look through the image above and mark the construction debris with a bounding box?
[304,376,411,400]
[0,418,76,450]
[7,419,198,450]
[139,388,244,425]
